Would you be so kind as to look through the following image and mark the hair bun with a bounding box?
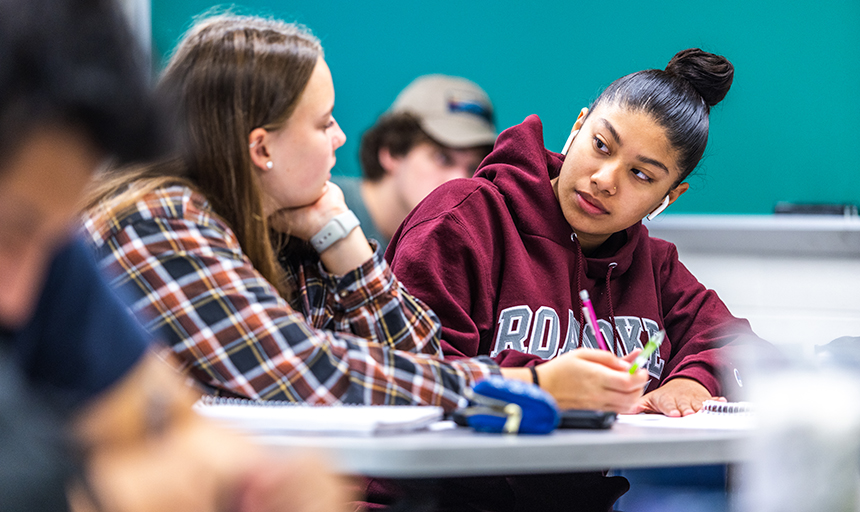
[665,48,734,107]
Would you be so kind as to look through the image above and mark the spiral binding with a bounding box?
[701,400,754,415]
[198,395,302,407]
[197,396,380,408]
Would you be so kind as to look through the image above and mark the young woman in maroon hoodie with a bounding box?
[388,48,770,417]
[385,48,771,511]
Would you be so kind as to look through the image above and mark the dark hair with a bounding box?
[589,48,734,182]
[359,112,494,181]
[0,0,168,169]
[359,112,433,181]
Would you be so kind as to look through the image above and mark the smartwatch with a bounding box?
[309,210,360,253]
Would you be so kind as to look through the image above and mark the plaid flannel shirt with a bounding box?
[82,185,499,411]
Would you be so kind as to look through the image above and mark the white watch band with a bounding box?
[309,210,360,253]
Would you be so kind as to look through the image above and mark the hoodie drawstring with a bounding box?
[572,233,620,352]
[605,262,620,350]
[572,235,587,345]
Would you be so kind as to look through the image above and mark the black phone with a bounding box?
[558,409,617,429]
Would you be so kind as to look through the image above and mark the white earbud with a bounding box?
[561,129,579,156]
[647,195,670,221]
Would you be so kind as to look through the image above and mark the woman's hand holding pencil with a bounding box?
[524,349,648,412]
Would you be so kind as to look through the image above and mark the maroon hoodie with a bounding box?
[387,115,767,397]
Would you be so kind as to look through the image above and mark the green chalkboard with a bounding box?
[152,0,860,214]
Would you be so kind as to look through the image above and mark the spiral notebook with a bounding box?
[193,396,445,436]
[616,401,755,430]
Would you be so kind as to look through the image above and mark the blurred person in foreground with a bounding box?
[0,0,349,510]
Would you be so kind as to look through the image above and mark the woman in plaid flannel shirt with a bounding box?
[82,14,645,416]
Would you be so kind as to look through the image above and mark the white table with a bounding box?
[259,421,752,478]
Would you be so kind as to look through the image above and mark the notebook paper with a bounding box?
[617,405,755,430]
[193,396,445,436]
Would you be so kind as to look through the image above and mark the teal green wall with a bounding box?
[152,0,860,214]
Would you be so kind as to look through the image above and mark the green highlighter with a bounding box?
[629,330,665,374]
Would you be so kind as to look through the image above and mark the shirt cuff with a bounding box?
[448,356,503,408]
[665,363,721,397]
[317,240,394,312]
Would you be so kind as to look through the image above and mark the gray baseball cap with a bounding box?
[389,74,496,148]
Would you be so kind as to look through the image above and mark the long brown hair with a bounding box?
[87,14,323,296]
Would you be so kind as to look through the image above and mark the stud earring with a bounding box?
[266,161,273,169]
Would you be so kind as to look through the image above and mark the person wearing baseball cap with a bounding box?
[334,74,497,247]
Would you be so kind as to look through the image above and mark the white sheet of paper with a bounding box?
[616,412,755,430]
